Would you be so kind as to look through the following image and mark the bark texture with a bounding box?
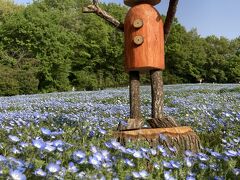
[149,70,179,128]
[128,71,143,129]
[164,0,179,42]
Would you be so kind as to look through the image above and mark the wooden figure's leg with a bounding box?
[148,69,179,128]
[128,71,142,129]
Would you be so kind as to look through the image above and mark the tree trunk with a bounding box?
[148,70,179,128]
[127,71,143,129]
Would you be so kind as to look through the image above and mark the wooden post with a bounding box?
[150,70,164,119]
[129,71,141,119]
[148,69,179,128]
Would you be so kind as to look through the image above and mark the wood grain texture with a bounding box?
[124,0,161,7]
[124,4,165,72]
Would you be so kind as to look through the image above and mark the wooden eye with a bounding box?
[133,35,144,45]
[133,19,143,28]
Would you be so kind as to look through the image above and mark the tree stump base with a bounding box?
[114,126,200,154]
[147,116,179,128]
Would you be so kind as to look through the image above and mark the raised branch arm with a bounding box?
[164,0,179,42]
[83,5,124,32]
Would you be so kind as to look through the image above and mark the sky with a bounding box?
[14,0,240,40]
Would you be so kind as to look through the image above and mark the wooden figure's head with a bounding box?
[124,0,161,7]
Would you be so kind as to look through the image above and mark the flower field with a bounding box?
[0,84,239,179]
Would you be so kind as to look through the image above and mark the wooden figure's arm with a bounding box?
[164,0,179,42]
[83,2,124,32]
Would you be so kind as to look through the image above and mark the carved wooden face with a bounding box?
[124,0,161,7]
[124,3,165,72]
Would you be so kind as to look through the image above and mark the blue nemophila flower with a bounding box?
[186,176,196,180]
[89,156,100,167]
[124,158,135,167]
[163,161,173,169]
[53,140,64,147]
[46,162,61,173]
[99,128,106,135]
[184,157,194,167]
[197,152,209,161]
[73,150,86,161]
[132,171,141,178]
[225,150,238,157]
[110,140,121,149]
[0,155,7,162]
[44,144,56,152]
[150,149,157,155]
[9,135,20,143]
[34,168,47,177]
[139,170,149,179]
[68,162,78,173]
[94,152,104,162]
[133,150,143,158]
[19,142,29,148]
[41,127,51,136]
[32,138,46,149]
[185,150,194,157]
[153,162,160,169]
[101,150,110,160]
[233,168,240,176]
[170,160,181,169]
[51,129,64,136]
[164,170,176,180]
[199,163,207,169]
[157,145,166,153]
[9,170,26,180]
[90,146,98,153]
[214,176,224,180]
[210,151,222,158]
[12,147,21,154]
[159,134,167,141]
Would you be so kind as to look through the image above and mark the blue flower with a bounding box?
[132,171,141,178]
[184,157,194,167]
[89,156,100,167]
[9,135,20,143]
[41,127,51,136]
[124,158,135,167]
[73,150,86,161]
[9,170,26,180]
[46,162,61,173]
[170,160,181,169]
[44,144,56,152]
[163,161,173,169]
[133,150,142,158]
[34,168,47,177]
[52,140,64,147]
[32,138,46,150]
[164,170,176,180]
[68,162,78,173]
[233,168,240,176]
[139,170,149,179]
[225,150,238,157]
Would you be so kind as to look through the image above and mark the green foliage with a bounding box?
[0,0,240,96]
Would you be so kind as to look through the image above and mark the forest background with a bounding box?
[0,0,239,96]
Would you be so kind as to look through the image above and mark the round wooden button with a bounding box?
[133,19,143,28]
[133,35,144,45]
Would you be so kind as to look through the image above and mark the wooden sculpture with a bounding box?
[84,0,200,153]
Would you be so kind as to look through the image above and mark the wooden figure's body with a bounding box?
[124,4,165,72]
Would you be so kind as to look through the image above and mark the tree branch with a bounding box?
[83,5,124,32]
[164,0,179,42]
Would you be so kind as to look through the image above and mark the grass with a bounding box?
[0,83,239,179]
